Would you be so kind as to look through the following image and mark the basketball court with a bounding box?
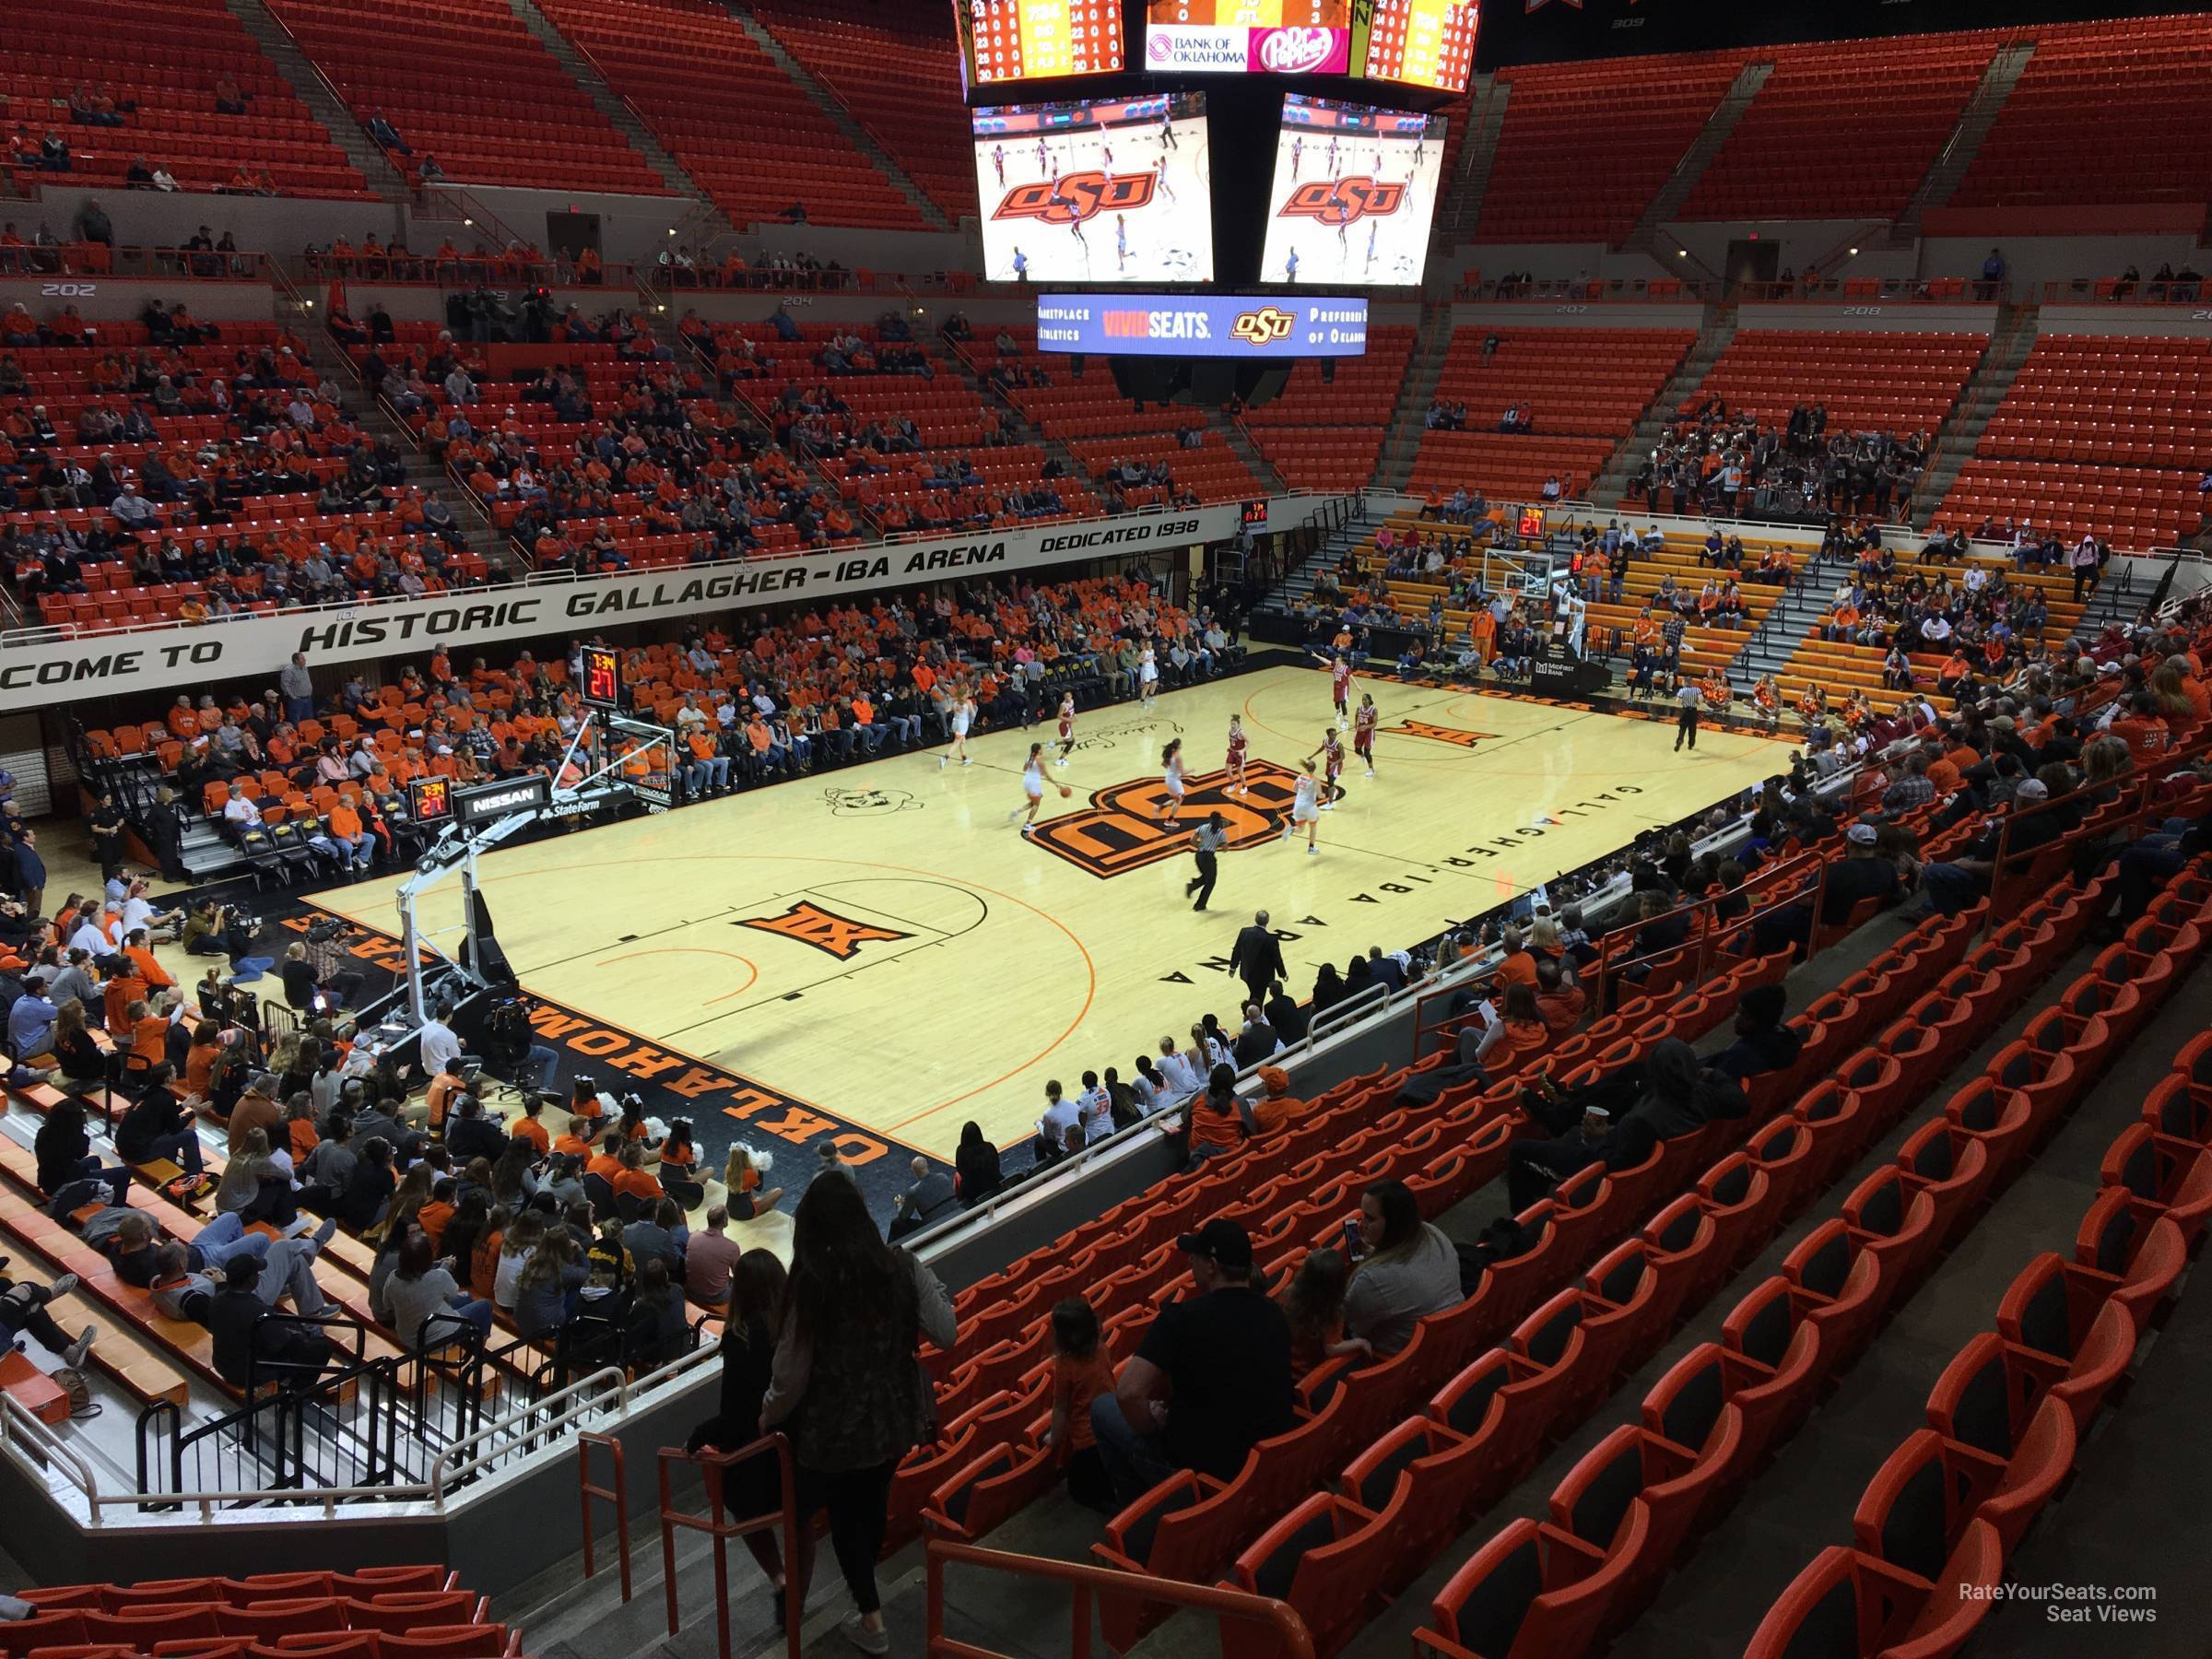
[305,664,1783,1177]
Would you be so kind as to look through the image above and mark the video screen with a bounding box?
[1143,1,1352,74]
[1261,94,1446,287]
[1036,293,1370,358]
[957,0,1124,88]
[1360,0,1480,95]
[973,92,1215,284]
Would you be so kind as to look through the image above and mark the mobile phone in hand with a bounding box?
[1341,1217,1362,1259]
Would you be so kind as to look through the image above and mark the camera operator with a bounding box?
[182,899,269,970]
[281,939,365,1014]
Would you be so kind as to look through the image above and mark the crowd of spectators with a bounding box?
[1637,402,1930,525]
[1,305,486,618]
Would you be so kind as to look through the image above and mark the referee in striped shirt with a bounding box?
[1186,813,1228,912]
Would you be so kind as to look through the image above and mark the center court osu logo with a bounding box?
[736,900,910,959]
[1031,761,1302,878]
[1279,178,1407,225]
[1232,307,1298,347]
[994,171,1156,224]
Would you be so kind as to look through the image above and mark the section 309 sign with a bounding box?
[1035,293,1369,357]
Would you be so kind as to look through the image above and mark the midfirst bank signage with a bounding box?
[0,502,1243,710]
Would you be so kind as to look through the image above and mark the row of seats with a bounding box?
[1239,327,1418,495]
[1680,36,2005,222]
[531,0,926,230]
[1078,818,2082,1655]
[1407,326,1695,501]
[1677,330,1987,434]
[909,810,1953,1591]
[265,0,668,195]
[0,0,369,198]
[1939,334,2212,547]
[1745,893,2211,1655]
[1773,551,2088,715]
[1342,509,1795,685]
[0,1566,522,1659]
[747,0,973,224]
[1952,13,2212,210]
[1477,52,1746,243]
[1402,860,2136,1659]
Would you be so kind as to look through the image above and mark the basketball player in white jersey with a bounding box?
[1053,692,1077,766]
[1281,759,1321,855]
[1156,738,1186,827]
[1009,742,1060,835]
[1224,712,1249,796]
[1139,645,1159,709]
[940,693,976,767]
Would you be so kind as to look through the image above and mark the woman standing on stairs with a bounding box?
[760,1172,959,1655]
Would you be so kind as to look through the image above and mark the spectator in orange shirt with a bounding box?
[312,798,374,872]
[123,930,173,993]
[511,1096,551,1154]
[2105,692,2171,768]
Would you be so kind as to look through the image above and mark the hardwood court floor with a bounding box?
[311,665,1783,1159]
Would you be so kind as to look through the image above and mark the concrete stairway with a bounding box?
[1438,75,1508,240]
[282,302,516,577]
[730,6,954,233]
[1621,61,1772,253]
[1912,301,2040,526]
[930,336,1098,499]
[223,0,414,206]
[507,0,730,222]
[1588,305,1738,509]
[1256,508,1377,619]
[1890,40,2036,245]
[1375,304,1455,489]
[1216,414,1287,495]
[1725,545,1846,688]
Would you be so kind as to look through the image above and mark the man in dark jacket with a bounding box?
[443,1092,507,1165]
[1751,822,1902,956]
[1506,1040,1744,1207]
[204,1254,335,1389]
[1229,912,1286,1008]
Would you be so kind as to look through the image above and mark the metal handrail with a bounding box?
[925,1538,1313,1659]
[659,1434,803,1659]
[2039,276,2211,305]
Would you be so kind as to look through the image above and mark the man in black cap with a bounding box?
[1090,1218,1293,1505]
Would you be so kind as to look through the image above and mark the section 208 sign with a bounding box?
[0,502,1246,710]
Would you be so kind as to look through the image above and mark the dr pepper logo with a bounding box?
[1231,307,1298,347]
[1279,177,1407,225]
[994,171,1156,224]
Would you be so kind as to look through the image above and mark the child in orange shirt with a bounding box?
[1048,1299,1114,1511]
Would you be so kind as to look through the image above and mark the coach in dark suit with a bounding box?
[1230,911,1286,1009]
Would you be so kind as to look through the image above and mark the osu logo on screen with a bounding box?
[1231,308,1298,347]
[1279,177,1407,226]
[1031,762,1302,878]
[994,171,1156,225]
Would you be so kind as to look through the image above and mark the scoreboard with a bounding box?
[961,0,1125,86]
[1361,0,1479,95]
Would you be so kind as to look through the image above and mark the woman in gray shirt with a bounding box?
[1343,1179,1462,1355]
[383,1229,494,1349]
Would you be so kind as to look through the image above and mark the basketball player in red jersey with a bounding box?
[1224,712,1249,796]
[1329,653,1353,722]
[1305,728,1346,809]
[1353,692,1380,779]
[1053,691,1077,767]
